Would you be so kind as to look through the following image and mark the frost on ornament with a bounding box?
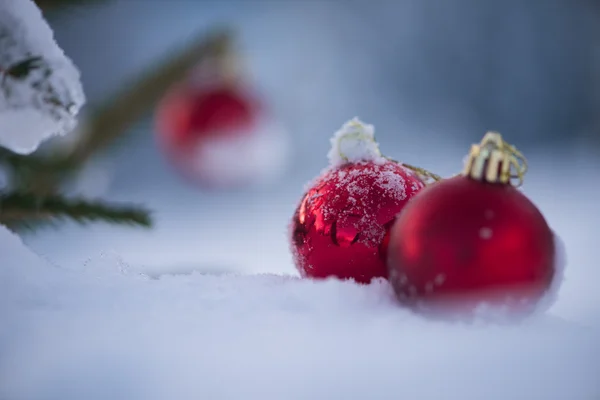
[0,0,85,154]
[291,118,426,283]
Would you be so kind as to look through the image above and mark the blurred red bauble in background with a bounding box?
[387,132,560,317]
[154,36,288,189]
[290,118,427,284]
[157,83,260,146]
[155,81,288,188]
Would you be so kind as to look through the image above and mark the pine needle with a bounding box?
[0,192,152,231]
[34,0,111,12]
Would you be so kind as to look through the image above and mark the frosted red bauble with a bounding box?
[291,160,426,284]
[155,83,287,188]
[387,175,556,315]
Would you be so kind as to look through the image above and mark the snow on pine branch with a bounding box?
[0,0,85,154]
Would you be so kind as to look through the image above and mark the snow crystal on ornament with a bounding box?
[327,117,386,167]
[0,0,85,154]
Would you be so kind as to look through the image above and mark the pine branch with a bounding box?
[0,191,152,231]
[66,28,234,166]
[0,148,77,194]
[34,0,111,12]
[0,27,235,232]
[0,27,236,196]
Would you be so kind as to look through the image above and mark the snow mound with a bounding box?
[0,0,85,154]
[327,117,386,166]
[1,226,599,400]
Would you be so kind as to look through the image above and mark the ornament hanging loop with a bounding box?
[399,162,442,184]
[462,131,528,187]
[331,118,442,185]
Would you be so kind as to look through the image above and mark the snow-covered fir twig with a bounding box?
[0,0,154,231]
[0,191,152,231]
[0,0,85,154]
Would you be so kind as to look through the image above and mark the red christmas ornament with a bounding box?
[290,118,430,284]
[387,132,559,317]
[154,35,288,188]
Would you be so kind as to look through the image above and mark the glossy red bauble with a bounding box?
[291,160,426,284]
[387,175,556,315]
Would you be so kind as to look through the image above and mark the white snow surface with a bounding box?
[0,0,85,154]
[2,224,599,400]
[327,117,386,166]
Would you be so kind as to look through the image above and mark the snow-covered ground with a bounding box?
[7,144,600,400]
[2,208,600,400]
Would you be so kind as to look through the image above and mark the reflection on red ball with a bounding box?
[291,160,426,284]
[387,175,556,315]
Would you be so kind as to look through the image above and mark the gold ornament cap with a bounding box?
[462,131,527,187]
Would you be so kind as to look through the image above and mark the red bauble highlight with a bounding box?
[387,175,556,314]
[291,160,426,284]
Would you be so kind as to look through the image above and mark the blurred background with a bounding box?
[18,0,600,318]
